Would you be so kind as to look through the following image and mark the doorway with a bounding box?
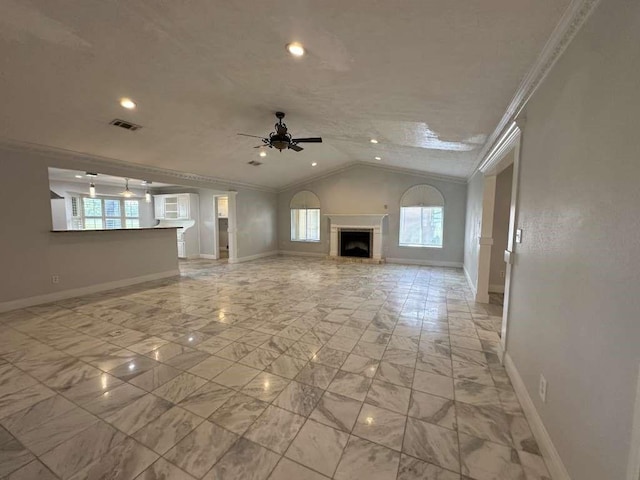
[216,195,229,259]
[475,122,522,354]
[488,164,514,306]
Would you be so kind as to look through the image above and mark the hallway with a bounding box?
[0,257,545,479]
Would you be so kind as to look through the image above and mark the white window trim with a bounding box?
[290,207,321,243]
[398,205,444,249]
[79,196,141,230]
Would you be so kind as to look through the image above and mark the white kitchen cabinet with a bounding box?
[178,195,190,219]
[154,198,165,219]
[153,193,200,259]
[153,194,192,220]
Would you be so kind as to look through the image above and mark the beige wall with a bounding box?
[489,164,513,290]
[504,2,640,478]
[0,145,278,307]
[0,150,178,308]
[156,186,278,260]
[277,164,467,266]
[236,187,278,259]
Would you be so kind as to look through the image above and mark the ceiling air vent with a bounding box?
[247,160,263,166]
[110,119,142,131]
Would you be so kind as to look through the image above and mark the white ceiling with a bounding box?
[48,167,175,189]
[0,0,570,188]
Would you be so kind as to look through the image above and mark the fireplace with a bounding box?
[326,214,387,263]
[340,229,372,258]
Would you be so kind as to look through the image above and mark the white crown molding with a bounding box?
[0,138,277,193]
[478,122,521,174]
[278,161,467,193]
[472,0,601,177]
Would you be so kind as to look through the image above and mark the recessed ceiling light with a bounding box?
[259,151,267,157]
[286,42,305,57]
[374,156,381,160]
[74,175,82,178]
[120,98,136,109]
[311,162,317,167]
[370,138,378,144]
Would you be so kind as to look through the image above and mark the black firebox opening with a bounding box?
[340,230,372,258]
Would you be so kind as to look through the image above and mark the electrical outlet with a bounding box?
[539,374,547,403]
[500,270,505,279]
[51,275,60,284]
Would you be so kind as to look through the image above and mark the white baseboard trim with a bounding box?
[277,250,326,258]
[0,270,180,313]
[489,284,505,293]
[503,353,571,480]
[199,254,217,260]
[463,266,477,297]
[228,251,279,264]
[386,258,463,268]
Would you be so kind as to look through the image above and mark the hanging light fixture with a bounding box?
[86,172,98,198]
[142,181,152,203]
[120,178,135,198]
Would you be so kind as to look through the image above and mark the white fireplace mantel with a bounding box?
[325,214,388,260]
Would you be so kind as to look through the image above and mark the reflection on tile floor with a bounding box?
[0,256,549,479]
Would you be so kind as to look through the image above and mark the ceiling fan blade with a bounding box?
[292,137,322,143]
[237,133,268,140]
[289,144,304,152]
[253,145,268,148]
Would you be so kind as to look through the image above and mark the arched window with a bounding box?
[290,190,321,242]
[399,185,444,248]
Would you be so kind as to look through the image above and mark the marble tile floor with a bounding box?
[0,256,548,480]
[489,293,505,308]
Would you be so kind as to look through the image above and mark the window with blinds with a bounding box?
[81,197,141,230]
[290,190,321,242]
[399,185,445,248]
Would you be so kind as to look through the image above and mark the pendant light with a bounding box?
[120,178,135,198]
[86,172,98,198]
[143,181,152,203]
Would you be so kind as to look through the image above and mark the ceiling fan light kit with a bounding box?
[238,112,322,153]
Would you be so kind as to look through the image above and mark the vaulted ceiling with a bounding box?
[0,0,570,188]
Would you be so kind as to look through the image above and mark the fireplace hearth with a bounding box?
[340,229,372,258]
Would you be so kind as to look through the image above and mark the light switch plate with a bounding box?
[515,229,523,244]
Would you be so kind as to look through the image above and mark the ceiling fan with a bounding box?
[238,112,322,152]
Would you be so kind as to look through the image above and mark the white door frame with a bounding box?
[212,192,237,262]
[226,191,238,262]
[212,195,220,259]
[477,121,522,354]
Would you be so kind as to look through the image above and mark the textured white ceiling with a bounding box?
[48,167,176,189]
[0,0,570,188]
